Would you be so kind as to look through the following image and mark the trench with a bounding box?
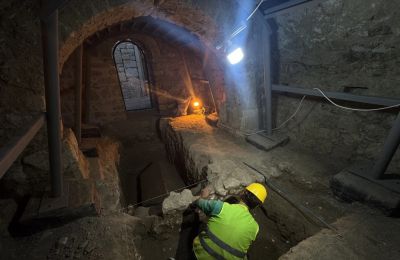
[103,110,311,259]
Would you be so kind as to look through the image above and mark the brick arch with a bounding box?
[59,0,219,67]
[58,0,227,117]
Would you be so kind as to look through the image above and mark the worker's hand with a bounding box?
[200,186,211,199]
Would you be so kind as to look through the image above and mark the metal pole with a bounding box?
[41,10,63,197]
[74,45,83,144]
[370,112,400,179]
[262,24,273,135]
[83,50,91,124]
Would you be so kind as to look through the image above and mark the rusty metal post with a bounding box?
[41,10,63,197]
[74,45,83,144]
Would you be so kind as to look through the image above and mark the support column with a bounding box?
[74,45,83,144]
[41,10,63,197]
[370,112,400,179]
[262,24,273,135]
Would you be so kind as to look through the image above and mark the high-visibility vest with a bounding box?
[193,203,259,259]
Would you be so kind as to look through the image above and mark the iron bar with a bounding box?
[263,0,311,15]
[272,84,400,107]
[74,45,83,144]
[41,10,63,197]
[0,114,46,179]
[370,112,400,179]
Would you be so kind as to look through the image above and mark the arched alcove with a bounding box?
[113,41,152,111]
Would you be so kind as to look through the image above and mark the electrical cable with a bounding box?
[242,161,342,236]
[273,95,306,131]
[314,88,400,112]
[241,95,307,136]
[246,0,266,21]
[216,0,266,49]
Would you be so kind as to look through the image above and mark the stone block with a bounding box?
[62,128,90,180]
[331,166,400,215]
[246,132,289,152]
[162,189,195,215]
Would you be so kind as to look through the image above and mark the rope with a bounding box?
[117,176,219,212]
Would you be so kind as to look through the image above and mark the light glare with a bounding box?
[227,48,244,64]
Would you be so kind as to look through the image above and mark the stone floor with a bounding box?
[160,114,400,259]
[1,111,399,260]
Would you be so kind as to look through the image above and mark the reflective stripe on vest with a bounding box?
[199,234,225,260]
[205,227,246,258]
[199,227,247,259]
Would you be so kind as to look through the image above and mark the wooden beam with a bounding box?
[0,114,46,179]
[74,45,83,144]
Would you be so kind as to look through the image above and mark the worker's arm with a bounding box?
[195,199,223,216]
[192,186,223,216]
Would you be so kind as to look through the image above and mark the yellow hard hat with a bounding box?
[245,183,267,203]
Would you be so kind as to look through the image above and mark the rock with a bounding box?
[278,162,294,174]
[22,128,90,180]
[62,128,90,180]
[134,206,150,218]
[205,112,219,126]
[223,177,241,190]
[212,177,228,196]
[162,189,195,214]
[22,150,49,171]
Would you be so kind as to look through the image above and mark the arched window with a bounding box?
[113,41,152,110]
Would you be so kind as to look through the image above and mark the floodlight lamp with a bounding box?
[227,47,244,65]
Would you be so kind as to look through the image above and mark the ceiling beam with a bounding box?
[263,0,311,16]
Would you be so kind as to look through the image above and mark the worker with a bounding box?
[192,183,268,260]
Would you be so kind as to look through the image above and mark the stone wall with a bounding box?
[0,0,44,146]
[270,0,400,172]
[60,32,214,124]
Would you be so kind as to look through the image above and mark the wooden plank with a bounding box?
[272,84,400,107]
[0,114,46,179]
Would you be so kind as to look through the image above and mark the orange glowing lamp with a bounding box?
[192,99,201,108]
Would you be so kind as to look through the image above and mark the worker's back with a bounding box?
[193,202,259,259]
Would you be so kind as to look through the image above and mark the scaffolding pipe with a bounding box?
[41,10,63,197]
[370,112,400,179]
